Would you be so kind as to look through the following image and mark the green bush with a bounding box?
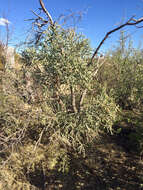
[96,33,143,110]
[20,24,119,154]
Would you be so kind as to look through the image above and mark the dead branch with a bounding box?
[28,0,54,43]
[39,0,53,25]
[88,16,143,66]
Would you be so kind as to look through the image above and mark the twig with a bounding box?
[31,10,48,23]
[33,128,45,151]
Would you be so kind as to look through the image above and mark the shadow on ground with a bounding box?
[26,133,143,190]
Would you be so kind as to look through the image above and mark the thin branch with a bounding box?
[70,86,78,113]
[39,0,53,25]
[93,58,106,77]
[31,10,48,23]
[78,89,87,112]
[33,128,45,151]
[88,16,143,66]
[27,0,54,43]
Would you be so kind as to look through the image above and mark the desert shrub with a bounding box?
[111,54,143,109]
[20,24,119,154]
[96,32,143,110]
[0,10,143,190]
[48,86,119,155]
[0,24,120,190]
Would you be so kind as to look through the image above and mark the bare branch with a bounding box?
[27,0,54,43]
[88,16,143,66]
[78,89,87,112]
[57,9,85,27]
[70,86,78,113]
[31,10,48,23]
[33,127,45,151]
[39,0,53,25]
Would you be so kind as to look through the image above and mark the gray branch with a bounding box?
[88,16,143,66]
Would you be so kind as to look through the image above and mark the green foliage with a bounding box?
[97,31,143,110]
[0,22,143,190]
[21,24,119,154]
[22,25,92,88]
[112,54,143,109]
[50,87,119,153]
